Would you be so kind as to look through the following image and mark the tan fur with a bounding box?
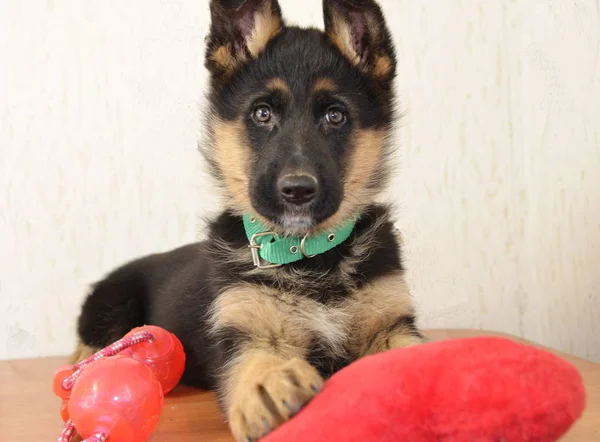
[209,284,350,359]
[69,342,100,364]
[210,285,327,440]
[319,128,387,231]
[210,277,418,440]
[224,352,323,441]
[210,1,281,76]
[342,272,423,356]
[326,11,393,80]
[209,285,312,356]
[313,77,337,93]
[213,118,254,214]
[345,274,414,344]
[328,16,361,66]
[266,77,291,95]
[246,2,282,58]
[212,118,286,230]
[373,55,393,79]
[209,43,246,74]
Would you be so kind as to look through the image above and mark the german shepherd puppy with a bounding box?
[73,0,424,440]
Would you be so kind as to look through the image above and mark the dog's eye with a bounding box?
[253,105,272,124]
[326,107,346,126]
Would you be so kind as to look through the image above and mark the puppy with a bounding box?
[73,0,424,440]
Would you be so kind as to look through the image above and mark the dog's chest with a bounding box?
[300,303,350,356]
[299,302,355,377]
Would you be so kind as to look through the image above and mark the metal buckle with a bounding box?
[248,232,282,269]
[300,232,315,258]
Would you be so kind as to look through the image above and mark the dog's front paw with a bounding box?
[228,357,324,442]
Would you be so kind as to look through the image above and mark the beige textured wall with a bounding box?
[1,0,599,362]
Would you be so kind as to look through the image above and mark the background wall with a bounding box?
[1,0,599,362]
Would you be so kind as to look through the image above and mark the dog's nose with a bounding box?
[278,174,318,205]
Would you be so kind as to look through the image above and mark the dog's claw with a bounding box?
[262,416,271,433]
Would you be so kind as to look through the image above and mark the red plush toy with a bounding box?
[264,337,586,442]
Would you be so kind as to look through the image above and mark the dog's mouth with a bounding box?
[278,207,315,233]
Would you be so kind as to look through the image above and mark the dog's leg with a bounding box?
[347,273,425,357]
[68,341,101,364]
[210,286,323,442]
[360,317,425,356]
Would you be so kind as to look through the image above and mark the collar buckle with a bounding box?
[248,231,282,269]
[299,232,316,258]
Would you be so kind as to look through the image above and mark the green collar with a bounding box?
[243,215,356,268]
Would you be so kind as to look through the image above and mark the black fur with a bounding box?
[76,1,420,437]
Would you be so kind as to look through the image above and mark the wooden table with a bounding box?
[1,330,598,441]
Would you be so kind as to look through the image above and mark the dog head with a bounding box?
[202,0,397,234]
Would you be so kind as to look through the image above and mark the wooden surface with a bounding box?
[1,330,598,441]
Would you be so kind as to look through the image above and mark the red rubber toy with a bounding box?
[53,325,185,442]
[264,337,586,442]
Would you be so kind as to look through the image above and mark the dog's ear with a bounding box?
[323,0,396,81]
[205,0,284,77]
